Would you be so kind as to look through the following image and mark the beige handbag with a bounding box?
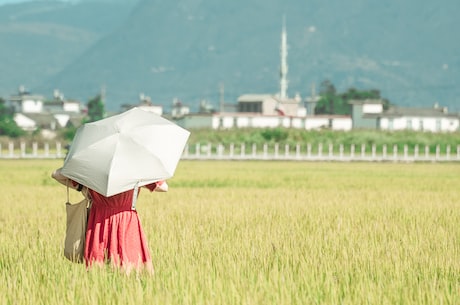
[64,182,91,263]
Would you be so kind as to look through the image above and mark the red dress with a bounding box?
[83,183,159,272]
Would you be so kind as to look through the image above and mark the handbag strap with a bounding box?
[65,179,91,208]
[82,187,92,208]
[66,179,70,203]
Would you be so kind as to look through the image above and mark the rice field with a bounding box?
[0,159,459,305]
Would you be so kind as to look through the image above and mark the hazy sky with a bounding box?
[0,0,30,4]
[1,0,38,4]
[0,0,68,5]
[0,0,20,4]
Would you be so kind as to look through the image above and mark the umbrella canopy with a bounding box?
[61,107,190,197]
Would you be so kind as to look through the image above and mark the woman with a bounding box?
[52,168,168,274]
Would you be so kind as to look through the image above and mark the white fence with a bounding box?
[184,143,460,162]
[1,142,460,162]
[0,142,64,159]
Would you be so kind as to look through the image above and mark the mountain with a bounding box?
[1,0,459,113]
[0,0,138,99]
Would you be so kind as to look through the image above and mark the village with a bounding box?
[6,81,459,140]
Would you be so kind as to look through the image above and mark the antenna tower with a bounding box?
[279,16,288,100]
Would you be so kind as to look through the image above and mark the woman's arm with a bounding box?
[51,168,82,190]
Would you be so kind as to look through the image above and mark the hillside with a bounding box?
[0,0,138,98]
[1,0,459,112]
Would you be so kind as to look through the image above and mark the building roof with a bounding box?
[20,113,58,127]
[382,106,457,118]
[9,94,45,102]
[19,112,86,128]
[44,99,80,106]
[237,94,302,105]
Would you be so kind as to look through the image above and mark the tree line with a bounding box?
[314,80,390,115]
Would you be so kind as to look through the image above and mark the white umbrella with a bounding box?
[60,107,190,197]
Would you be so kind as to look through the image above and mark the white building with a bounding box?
[174,112,352,131]
[42,89,82,114]
[9,88,86,133]
[13,113,60,132]
[44,100,81,113]
[121,93,164,115]
[9,87,44,113]
[13,113,38,131]
[350,99,459,132]
[171,98,190,118]
[237,94,307,117]
[379,106,459,132]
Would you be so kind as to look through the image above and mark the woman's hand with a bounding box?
[154,180,168,192]
[51,168,68,186]
[51,168,82,191]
